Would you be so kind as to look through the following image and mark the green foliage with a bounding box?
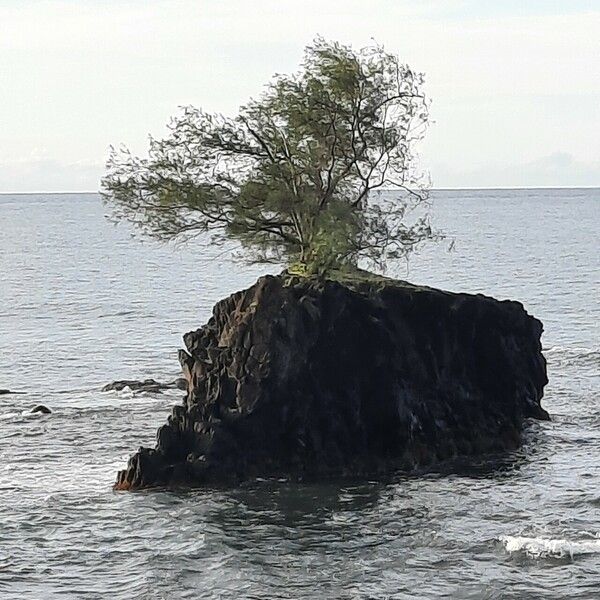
[102,38,436,274]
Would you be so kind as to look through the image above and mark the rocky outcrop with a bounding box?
[102,378,187,393]
[115,274,549,490]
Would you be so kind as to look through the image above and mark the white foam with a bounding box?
[500,535,600,558]
[103,385,170,399]
[0,412,20,421]
[20,410,45,418]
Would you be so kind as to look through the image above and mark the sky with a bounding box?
[1,0,599,192]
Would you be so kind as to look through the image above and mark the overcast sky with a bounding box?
[1,0,599,192]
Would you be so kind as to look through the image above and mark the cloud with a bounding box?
[0,159,103,193]
[432,153,600,188]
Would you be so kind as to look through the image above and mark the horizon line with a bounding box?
[1,185,599,195]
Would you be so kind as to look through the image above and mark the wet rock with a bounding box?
[31,405,51,414]
[115,273,549,490]
[102,378,187,394]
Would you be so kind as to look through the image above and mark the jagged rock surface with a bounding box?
[115,274,549,490]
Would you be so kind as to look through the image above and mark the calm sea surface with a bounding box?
[0,189,599,599]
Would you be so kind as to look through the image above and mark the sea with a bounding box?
[0,188,598,599]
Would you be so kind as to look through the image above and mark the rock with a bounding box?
[115,273,549,490]
[31,405,51,414]
[171,377,188,391]
[0,389,24,395]
[102,378,186,394]
[102,379,164,393]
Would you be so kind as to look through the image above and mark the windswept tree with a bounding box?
[102,38,435,275]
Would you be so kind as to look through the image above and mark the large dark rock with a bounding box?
[115,273,549,490]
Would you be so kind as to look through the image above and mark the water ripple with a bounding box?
[0,190,599,598]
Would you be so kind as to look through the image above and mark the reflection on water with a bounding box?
[0,189,599,599]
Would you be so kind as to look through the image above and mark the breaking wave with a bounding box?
[500,534,600,558]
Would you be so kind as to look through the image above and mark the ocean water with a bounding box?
[0,188,598,599]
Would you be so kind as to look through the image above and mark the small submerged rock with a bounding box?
[31,405,51,414]
[115,273,549,490]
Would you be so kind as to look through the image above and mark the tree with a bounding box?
[101,38,435,275]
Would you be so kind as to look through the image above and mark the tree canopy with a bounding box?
[101,38,435,275]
